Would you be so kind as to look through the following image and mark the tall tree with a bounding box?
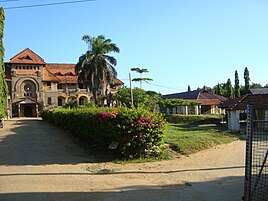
[187,85,191,92]
[75,35,120,104]
[234,70,240,98]
[214,83,223,96]
[244,67,250,94]
[0,8,7,118]
[226,78,234,98]
[131,67,153,89]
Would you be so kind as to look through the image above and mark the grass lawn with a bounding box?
[165,122,244,155]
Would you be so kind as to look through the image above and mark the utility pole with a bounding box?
[129,73,134,108]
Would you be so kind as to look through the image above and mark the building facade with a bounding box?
[4,48,123,117]
[162,89,227,115]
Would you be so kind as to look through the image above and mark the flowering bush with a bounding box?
[41,107,165,158]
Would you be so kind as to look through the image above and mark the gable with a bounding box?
[9,48,45,64]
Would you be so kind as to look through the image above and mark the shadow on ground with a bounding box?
[0,175,245,201]
[0,119,115,166]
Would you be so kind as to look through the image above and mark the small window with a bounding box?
[47,97,52,105]
[47,82,51,87]
[58,84,63,89]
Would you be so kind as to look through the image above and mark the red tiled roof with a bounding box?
[45,63,78,84]
[46,63,76,74]
[43,68,61,82]
[9,48,45,64]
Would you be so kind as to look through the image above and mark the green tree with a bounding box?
[234,70,240,98]
[187,85,191,92]
[75,35,120,105]
[114,87,161,111]
[131,67,153,89]
[202,85,212,92]
[214,83,223,96]
[0,8,7,118]
[244,67,250,94]
[251,83,262,89]
[226,78,234,98]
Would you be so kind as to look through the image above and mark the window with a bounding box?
[58,97,64,106]
[47,97,52,105]
[58,84,63,89]
[47,82,51,87]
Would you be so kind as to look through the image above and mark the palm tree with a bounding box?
[75,35,120,105]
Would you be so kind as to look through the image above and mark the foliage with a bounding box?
[41,107,165,159]
[250,82,262,89]
[202,85,212,92]
[226,78,234,98]
[63,100,78,109]
[75,35,120,105]
[187,85,191,92]
[159,98,200,109]
[114,87,161,111]
[164,114,222,124]
[244,67,250,94]
[214,83,223,96]
[234,70,240,98]
[131,67,153,89]
[0,8,7,118]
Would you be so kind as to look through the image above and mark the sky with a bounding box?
[2,0,268,95]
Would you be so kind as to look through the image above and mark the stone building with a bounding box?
[4,48,123,117]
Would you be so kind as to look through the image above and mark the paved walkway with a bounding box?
[0,118,246,201]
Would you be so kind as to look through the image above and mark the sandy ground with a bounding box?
[0,118,246,201]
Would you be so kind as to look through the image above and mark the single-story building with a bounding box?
[162,89,227,115]
[219,93,268,132]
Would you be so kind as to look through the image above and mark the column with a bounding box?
[36,104,39,117]
[195,105,199,115]
[185,105,188,115]
[18,103,21,117]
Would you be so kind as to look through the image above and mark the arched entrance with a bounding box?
[12,80,39,117]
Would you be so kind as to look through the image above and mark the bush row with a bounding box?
[164,114,223,124]
[41,107,165,159]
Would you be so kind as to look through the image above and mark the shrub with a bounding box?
[41,107,165,159]
[165,114,222,124]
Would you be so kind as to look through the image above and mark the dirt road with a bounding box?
[0,118,246,201]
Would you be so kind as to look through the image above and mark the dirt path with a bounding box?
[0,118,246,201]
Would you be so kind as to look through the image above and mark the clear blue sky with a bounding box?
[2,0,268,94]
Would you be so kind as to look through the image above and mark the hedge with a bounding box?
[164,114,223,124]
[41,107,165,158]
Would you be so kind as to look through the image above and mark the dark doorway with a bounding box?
[24,105,33,117]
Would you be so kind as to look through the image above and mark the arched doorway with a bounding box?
[79,96,88,106]
[58,97,66,106]
[16,80,38,117]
